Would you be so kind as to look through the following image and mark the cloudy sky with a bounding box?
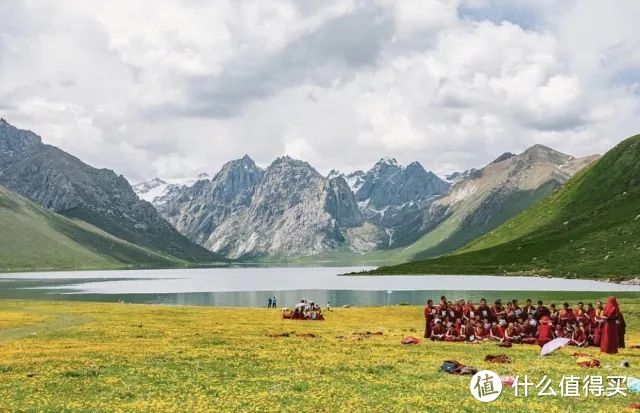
[1,0,639,183]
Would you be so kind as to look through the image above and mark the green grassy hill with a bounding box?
[368,134,640,279]
[0,185,185,272]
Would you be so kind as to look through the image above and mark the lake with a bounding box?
[0,267,638,307]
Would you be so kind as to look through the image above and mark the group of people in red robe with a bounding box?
[423,296,626,354]
[281,298,325,320]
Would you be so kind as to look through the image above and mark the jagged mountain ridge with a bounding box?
[135,146,597,262]
[141,156,448,259]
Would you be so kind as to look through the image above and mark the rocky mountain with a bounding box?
[207,157,363,258]
[0,119,221,263]
[404,144,600,260]
[152,156,448,258]
[140,143,595,262]
[154,155,265,246]
[346,158,450,248]
[371,134,639,278]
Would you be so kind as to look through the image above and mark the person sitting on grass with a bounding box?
[570,323,587,347]
[489,322,505,341]
[445,322,463,342]
[430,319,446,341]
[505,322,522,344]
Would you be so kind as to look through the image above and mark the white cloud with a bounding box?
[0,0,639,182]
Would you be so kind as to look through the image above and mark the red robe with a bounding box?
[536,324,553,347]
[424,305,434,338]
[600,297,620,354]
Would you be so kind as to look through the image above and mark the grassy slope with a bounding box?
[0,186,182,271]
[369,134,640,278]
[0,299,638,412]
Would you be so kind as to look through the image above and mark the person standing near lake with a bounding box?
[600,296,620,354]
[424,299,434,338]
[272,296,277,308]
[267,297,273,308]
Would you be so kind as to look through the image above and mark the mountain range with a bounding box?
[370,134,640,279]
[1,118,610,271]
[137,143,598,262]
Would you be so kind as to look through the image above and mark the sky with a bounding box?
[1,0,639,183]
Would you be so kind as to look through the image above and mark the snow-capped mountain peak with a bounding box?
[133,173,210,203]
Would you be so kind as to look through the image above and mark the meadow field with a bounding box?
[0,299,638,412]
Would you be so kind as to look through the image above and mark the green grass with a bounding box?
[0,185,185,272]
[370,134,640,279]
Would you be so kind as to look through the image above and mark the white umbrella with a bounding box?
[540,337,572,356]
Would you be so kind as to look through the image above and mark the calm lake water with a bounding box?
[0,267,638,307]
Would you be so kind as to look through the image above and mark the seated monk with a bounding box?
[445,322,463,342]
[536,316,554,347]
[430,320,446,341]
[489,322,505,341]
[570,324,587,347]
[482,319,492,338]
[504,322,522,343]
[474,322,486,340]
[281,309,294,319]
[520,316,538,344]
[292,308,304,320]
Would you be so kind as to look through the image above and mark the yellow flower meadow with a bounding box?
[0,299,638,412]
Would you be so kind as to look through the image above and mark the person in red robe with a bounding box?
[444,322,463,342]
[474,322,485,340]
[559,302,576,325]
[571,323,587,347]
[536,316,554,347]
[586,303,596,323]
[424,300,435,338]
[618,312,626,349]
[430,320,446,341]
[504,322,520,343]
[489,322,505,341]
[600,296,620,354]
[463,300,476,321]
